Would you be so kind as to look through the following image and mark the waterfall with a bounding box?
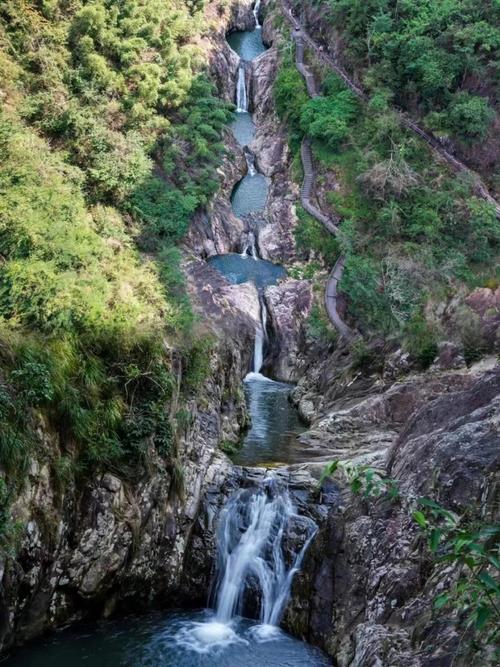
[241,231,259,259]
[236,63,248,112]
[245,150,256,176]
[253,326,264,373]
[253,0,261,28]
[213,480,317,627]
[251,298,268,374]
[250,232,258,260]
[261,295,268,338]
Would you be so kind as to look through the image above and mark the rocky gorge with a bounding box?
[0,1,499,666]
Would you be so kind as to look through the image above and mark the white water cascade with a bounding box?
[236,63,248,112]
[250,297,268,375]
[240,231,258,259]
[245,149,257,176]
[213,480,317,630]
[253,0,261,28]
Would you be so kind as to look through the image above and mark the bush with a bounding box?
[300,82,359,150]
[446,92,495,143]
[404,315,438,369]
[294,207,340,265]
[274,54,308,135]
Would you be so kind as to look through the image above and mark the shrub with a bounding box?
[294,207,340,265]
[446,92,495,143]
[300,87,359,150]
[404,315,438,369]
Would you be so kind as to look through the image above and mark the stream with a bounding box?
[5,11,328,667]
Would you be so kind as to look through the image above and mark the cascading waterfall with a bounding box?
[240,231,259,259]
[236,63,248,112]
[167,12,324,662]
[174,479,319,652]
[244,149,257,176]
[213,479,317,630]
[250,232,258,259]
[250,297,268,375]
[253,0,261,28]
[253,325,264,374]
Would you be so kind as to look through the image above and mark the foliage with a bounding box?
[317,0,498,146]
[431,92,496,143]
[294,206,340,265]
[276,31,499,339]
[307,303,338,344]
[0,478,21,555]
[274,49,308,144]
[319,459,399,499]
[219,439,241,456]
[181,335,215,393]
[0,0,229,497]
[403,314,439,369]
[128,77,232,250]
[414,498,500,652]
[278,1,499,344]
[300,76,359,150]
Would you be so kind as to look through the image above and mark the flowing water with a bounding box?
[211,26,306,468]
[228,27,265,146]
[253,0,262,28]
[5,15,326,667]
[212,482,317,626]
[236,64,248,112]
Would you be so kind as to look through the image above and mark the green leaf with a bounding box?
[418,497,441,510]
[434,593,450,609]
[487,554,500,569]
[413,510,428,529]
[454,537,473,553]
[430,528,442,552]
[478,572,500,594]
[319,460,339,485]
[351,478,362,494]
[475,604,492,630]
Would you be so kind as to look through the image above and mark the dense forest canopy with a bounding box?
[324,0,500,151]
[0,0,231,480]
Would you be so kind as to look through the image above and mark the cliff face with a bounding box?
[0,254,260,650]
[284,342,499,666]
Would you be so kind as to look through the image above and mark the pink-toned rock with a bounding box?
[465,286,500,349]
[265,279,313,381]
[466,286,500,317]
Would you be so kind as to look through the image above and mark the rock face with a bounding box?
[0,251,262,650]
[186,130,248,258]
[285,355,500,667]
[251,45,300,263]
[265,279,313,381]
